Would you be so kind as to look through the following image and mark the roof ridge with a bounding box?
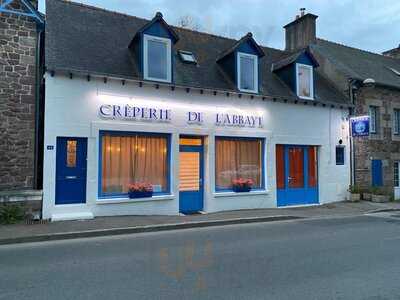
[52,0,149,20]
[317,38,400,63]
[52,0,286,54]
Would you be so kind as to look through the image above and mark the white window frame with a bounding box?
[394,161,400,187]
[143,34,172,83]
[296,63,314,100]
[369,106,378,134]
[394,109,400,135]
[237,52,258,94]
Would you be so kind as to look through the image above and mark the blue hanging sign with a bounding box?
[350,115,370,137]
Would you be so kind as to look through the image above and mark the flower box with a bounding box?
[232,186,252,193]
[128,183,153,199]
[128,191,153,199]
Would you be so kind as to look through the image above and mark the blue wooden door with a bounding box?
[277,145,319,206]
[55,137,87,205]
[371,159,383,186]
[179,140,203,214]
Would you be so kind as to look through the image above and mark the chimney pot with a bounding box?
[300,8,306,16]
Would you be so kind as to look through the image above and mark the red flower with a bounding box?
[128,182,153,192]
[232,178,254,189]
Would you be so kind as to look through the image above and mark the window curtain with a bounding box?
[101,134,168,194]
[215,138,262,189]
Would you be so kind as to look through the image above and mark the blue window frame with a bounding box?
[215,136,265,192]
[336,146,345,165]
[98,131,171,199]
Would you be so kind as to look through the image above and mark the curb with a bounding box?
[365,208,400,214]
[0,215,303,246]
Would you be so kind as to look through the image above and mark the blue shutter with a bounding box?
[371,160,383,187]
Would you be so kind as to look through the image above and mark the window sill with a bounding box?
[97,194,175,204]
[213,190,269,198]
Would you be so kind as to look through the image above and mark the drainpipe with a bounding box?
[348,79,357,186]
[33,24,44,190]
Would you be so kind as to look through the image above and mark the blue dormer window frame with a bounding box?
[296,63,314,100]
[143,34,172,83]
[237,52,258,94]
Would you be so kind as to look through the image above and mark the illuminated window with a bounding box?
[143,34,172,82]
[66,140,77,168]
[215,137,264,191]
[237,52,258,93]
[100,132,170,197]
[296,63,314,99]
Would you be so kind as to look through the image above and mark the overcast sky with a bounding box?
[38,0,400,53]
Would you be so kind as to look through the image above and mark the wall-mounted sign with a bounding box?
[47,145,54,150]
[350,115,370,137]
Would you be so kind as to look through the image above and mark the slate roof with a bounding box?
[312,39,400,90]
[45,0,349,106]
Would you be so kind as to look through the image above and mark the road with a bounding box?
[1,213,400,300]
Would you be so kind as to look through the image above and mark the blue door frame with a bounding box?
[277,145,319,207]
[55,137,87,205]
[179,143,204,214]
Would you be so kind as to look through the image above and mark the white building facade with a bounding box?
[42,75,350,220]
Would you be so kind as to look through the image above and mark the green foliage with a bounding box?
[0,203,25,225]
[348,185,362,194]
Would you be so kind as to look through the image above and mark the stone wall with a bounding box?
[0,1,38,190]
[354,86,400,193]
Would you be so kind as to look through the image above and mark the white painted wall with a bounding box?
[43,74,351,220]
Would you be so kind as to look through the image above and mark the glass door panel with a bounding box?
[179,152,200,191]
[288,147,304,188]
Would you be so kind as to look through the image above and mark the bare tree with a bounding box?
[176,15,201,31]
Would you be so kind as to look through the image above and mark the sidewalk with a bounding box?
[1,201,400,245]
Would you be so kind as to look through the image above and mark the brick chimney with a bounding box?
[383,44,400,59]
[284,8,318,51]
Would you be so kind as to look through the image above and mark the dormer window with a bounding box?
[296,63,314,99]
[143,34,172,82]
[238,52,258,93]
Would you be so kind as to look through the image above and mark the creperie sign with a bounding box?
[99,104,263,128]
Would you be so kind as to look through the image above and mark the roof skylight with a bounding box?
[178,50,197,64]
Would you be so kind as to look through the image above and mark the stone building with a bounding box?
[284,10,400,198]
[0,0,44,206]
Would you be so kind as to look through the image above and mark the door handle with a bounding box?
[65,176,77,179]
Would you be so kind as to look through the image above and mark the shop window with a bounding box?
[143,34,171,82]
[215,137,264,191]
[336,146,345,165]
[99,131,170,197]
[369,106,379,134]
[237,52,258,93]
[296,63,314,100]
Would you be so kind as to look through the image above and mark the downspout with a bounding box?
[348,79,357,186]
[33,24,43,190]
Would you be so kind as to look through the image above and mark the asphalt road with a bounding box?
[1,213,400,300]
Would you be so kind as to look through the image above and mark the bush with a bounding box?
[0,203,25,225]
[348,185,362,194]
